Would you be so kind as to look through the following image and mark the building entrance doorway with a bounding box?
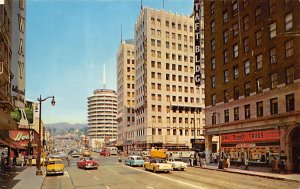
[290,126,300,173]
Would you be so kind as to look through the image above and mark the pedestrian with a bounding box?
[271,156,275,172]
[67,156,71,166]
[227,155,231,168]
[274,158,280,173]
[280,158,287,174]
[244,158,249,170]
[28,155,32,167]
[189,154,194,167]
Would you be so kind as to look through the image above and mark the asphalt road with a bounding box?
[41,153,300,189]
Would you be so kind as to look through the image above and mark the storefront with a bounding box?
[221,129,280,165]
[9,129,39,156]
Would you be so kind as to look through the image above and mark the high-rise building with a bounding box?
[87,89,117,148]
[203,0,300,172]
[134,7,205,150]
[116,39,136,152]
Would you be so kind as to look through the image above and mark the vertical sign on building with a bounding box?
[194,0,201,86]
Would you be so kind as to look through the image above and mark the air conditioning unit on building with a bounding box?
[0,61,3,74]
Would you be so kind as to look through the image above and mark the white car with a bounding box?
[166,158,187,171]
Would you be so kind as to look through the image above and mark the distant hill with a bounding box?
[45,122,87,131]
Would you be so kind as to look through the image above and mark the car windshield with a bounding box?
[158,159,166,163]
[49,161,62,165]
[174,159,182,161]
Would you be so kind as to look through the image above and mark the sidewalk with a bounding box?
[1,166,45,189]
[196,163,300,182]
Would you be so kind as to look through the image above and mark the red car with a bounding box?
[77,157,99,169]
[100,150,110,156]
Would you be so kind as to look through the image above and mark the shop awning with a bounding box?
[0,138,11,147]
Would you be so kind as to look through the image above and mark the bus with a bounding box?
[107,147,118,155]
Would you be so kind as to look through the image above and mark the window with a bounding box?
[270,98,278,115]
[212,94,216,106]
[256,54,262,70]
[211,20,215,33]
[224,109,229,123]
[223,30,229,44]
[224,90,229,103]
[255,6,261,23]
[243,16,249,31]
[224,50,228,63]
[256,77,263,93]
[286,94,295,112]
[256,101,263,117]
[244,38,249,52]
[245,104,251,119]
[285,40,293,58]
[269,22,276,39]
[256,30,262,46]
[233,65,239,79]
[270,73,278,89]
[233,44,238,58]
[243,0,248,7]
[234,86,239,100]
[244,60,250,74]
[212,113,217,125]
[244,82,250,97]
[165,20,169,27]
[224,70,229,83]
[232,1,238,16]
[234,107,239,121]
[210,2,215,14]
[223,11,228,23]
[211,57,216,70]
[270,48,277,64]
[285,13,293,31]
[211,39,215,52]
[211,76,216,88]
[233,23,238,37]
[286,67,294,84]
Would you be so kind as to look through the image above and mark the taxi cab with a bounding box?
[46,158,64,176]
[144,158,172,173]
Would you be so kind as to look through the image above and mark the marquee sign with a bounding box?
[221,129,280,143]
[194,0,202,86]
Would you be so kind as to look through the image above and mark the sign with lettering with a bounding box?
[9,130,38,147]
[222,129,280,143]
[194,0,203,86]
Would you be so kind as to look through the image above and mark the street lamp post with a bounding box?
[36,95,55,176]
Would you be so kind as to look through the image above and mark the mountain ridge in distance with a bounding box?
[45,122,87,130]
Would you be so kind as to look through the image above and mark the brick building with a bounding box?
[203,0,300,172]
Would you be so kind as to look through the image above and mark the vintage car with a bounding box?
[46,158,64,176]
[100,150,110,156]
[125,156,144,167]
[82,150,91,157]
[69,150,80,158]
[166,158,187,171]
[144,159,173,173]
[77,157,99,169]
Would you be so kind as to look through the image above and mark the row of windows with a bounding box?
[151,38,194,52]
[151,31,195,43]
[150,17,193,32]
[211,67,294,105]
[210,39,294,72]
[212,93,295,124]
[150,51,195,61]
[152,116,202,125]
[152,128,202,137]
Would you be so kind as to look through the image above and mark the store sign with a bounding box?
[194,0,202,86]
[9,130,38,147]
[191,139,205,144]
[222,129,279,143]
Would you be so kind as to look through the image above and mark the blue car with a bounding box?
[125,156,144,167]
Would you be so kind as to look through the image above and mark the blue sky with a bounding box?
[26,0,194,124]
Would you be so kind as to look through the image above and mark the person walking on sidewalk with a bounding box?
[274,158,280,173]
[280,158,287,174]
[189,154,194,167]
[227,156,231,168]
[271,156,275,172]
[244,158,249,170]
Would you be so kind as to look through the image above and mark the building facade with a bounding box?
[203,0,300,172]
[116,39,136,151]
[134,7,205,150]
[88,89,117,147]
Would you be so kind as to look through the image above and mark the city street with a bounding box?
[41,154,300,189]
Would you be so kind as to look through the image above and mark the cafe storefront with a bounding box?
[221,129,280,165]
[9,129,39,156]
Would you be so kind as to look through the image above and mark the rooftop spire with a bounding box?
[121,26,123,43]
[140,0,143,10]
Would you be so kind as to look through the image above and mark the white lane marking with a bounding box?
[105,186,110,189]
[65,170,70,178]
[123,165,205,189]
[128,177,135,181]
[93,176,99,181]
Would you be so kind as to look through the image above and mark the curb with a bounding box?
[199,167,300,183]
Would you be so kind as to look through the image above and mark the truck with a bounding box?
[150,149,168,159]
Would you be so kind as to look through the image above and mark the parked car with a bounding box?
[166,158,187,171]
[46,158,64,176]
[100,150,110,156]
[125,156,144,167]
[144,159,173,173]
[77,157,99,169]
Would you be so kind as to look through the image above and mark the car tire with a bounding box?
[181,168,184,171]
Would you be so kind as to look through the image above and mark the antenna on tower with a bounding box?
[103,64,106,89]
[140,0,143,10]
[121,26,123,43]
